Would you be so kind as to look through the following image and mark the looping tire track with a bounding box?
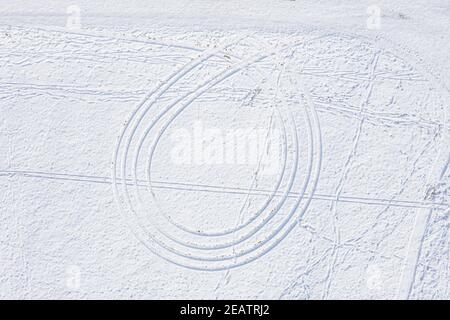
[112,35,326,270]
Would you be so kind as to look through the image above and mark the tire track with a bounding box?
[112,33,327,270]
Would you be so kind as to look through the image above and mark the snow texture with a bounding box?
[0,0,449,299]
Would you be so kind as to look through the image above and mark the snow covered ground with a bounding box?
[0,0,448,299]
